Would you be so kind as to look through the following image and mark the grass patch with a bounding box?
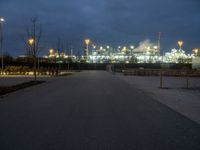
[0,81,46,96]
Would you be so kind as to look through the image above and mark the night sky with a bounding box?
[0,0,200,56]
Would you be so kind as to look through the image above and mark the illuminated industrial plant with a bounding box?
[44,39,197,64]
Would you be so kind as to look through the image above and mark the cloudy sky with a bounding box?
[0,0,200,56]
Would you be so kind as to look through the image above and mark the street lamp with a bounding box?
[130,45,134,49]
[106,45,111,56]
[49,48,54,56]
[28,38,34,46]
[178,40,184,50]
[49,48,55,64]
[28,37,35,66]
[130,45,134,56]
[28,37,34,56]
[92,45,96,58]
[0,18,4,22]
[193,48,199,57]
[0,17,5,72]
[85,38,90,58]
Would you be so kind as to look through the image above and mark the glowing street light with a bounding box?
[0,17,5,71]
[85,39,90,46]
[130,45,134,55]
[85,38,90,58]
[49,48,55,56]
[0,18,4,22]
[106,45,110,49]
[178,40,184,50]
[27,38,34,57]
[28,38,34,46]
[193,48,199,56]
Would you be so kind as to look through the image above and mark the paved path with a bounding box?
[0,71,200,150]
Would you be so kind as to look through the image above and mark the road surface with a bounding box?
[0,71,200,150]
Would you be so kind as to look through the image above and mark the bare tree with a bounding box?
[22,17,43,81]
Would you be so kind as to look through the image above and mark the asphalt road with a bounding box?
[0,71,200,150]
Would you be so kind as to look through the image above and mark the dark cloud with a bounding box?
[0,0,200,56]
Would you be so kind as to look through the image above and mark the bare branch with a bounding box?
[36,25,43,53]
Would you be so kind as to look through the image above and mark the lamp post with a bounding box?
[49,48,55,63]
[28,37,35,76]
[0,17,5,72]
[49,48,54,57]
[130,45,134,55]
[85,38,90,60]
[28,38,34,46]
[178,40,184,50]
[106,45,110,56]
[28,37,34,55]
[193,48,199,57]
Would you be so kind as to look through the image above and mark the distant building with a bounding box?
[43,46,195,64]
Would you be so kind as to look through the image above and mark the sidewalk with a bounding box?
[118,75,200,124]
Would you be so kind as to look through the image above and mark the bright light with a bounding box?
[154,46,158,49]
[85,39,90,45]
[130,46,134,49]
[178,40,184,49]
[28,38,34,46]
[122,47,127,52]
[49,48,54,55]
[106,46,110,49]
[93,45,96,49]
[193,48,198,56]
[0,17,5,22]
